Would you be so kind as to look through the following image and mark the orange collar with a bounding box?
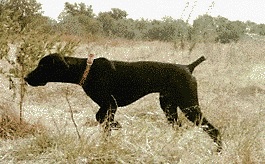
[79,54,95,86]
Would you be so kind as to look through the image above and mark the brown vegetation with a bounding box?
[0,0,264,163]
[0,39,264,163]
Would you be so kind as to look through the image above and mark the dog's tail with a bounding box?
[187,56,206,73]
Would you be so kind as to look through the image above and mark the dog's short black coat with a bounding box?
[25,53,221,151]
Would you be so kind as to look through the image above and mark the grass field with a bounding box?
[0,39,264,163]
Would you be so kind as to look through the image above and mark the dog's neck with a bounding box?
[63,57,88,85]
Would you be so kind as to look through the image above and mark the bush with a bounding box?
[144,18,190,42]
[215,18,245,44]
[0,0,80,124]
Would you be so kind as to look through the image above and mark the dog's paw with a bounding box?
[110,121,122,130]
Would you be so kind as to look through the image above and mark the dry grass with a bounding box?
[0,103,45,140]
[0,39,264,163]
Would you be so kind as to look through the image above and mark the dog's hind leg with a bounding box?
[178,79,222,151]
[180,105,222,151]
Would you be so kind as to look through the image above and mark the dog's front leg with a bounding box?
[95,95,121,131]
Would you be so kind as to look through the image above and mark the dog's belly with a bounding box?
[111,83,162,107]
[112,91,153,107]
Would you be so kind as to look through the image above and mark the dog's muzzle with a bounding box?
[24,76,46,86]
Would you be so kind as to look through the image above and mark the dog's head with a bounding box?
[24,53,69,86]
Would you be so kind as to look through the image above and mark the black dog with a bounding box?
[24,53,221,151]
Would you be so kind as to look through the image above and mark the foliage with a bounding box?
[58,2,101,36]
[252,24,265,36]
[215,17,246,43]
[0,0,42,30]
[60,2,94,18]
[192,14,217,42]
[54,2,264,43]
[190,15,247,44]
[144,17,190,42]
[111,19,135,39]
[20,1,265,43]
[0,0,79,123]
[97,11,115,36]
[108,8,128,20]
[97,8,128,37]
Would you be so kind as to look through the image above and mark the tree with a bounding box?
[143,17,190,42]
[0,0,79,123]
[251,23,265,36]
[59,2,94,19]
[172,19,190,40]
[245,20,257,33]
[0,0,42,31]
[215,16,243,43]
[257,24,265,35]
[58,2,100,36]
[97,8,128,37]
[78,14,102,35]
[192,14,217,42]
[111,19,135,39]
[97,11,115,36]
[135,18,148,32]
[109,8,128,20]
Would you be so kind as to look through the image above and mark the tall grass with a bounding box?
[0,39,264,163]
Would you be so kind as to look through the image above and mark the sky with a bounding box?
[37,0,264,24]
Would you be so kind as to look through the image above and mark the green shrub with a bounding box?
[0,0,79,123]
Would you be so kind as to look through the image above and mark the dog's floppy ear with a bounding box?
[50,53,69,68]
[58,55,69,68]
